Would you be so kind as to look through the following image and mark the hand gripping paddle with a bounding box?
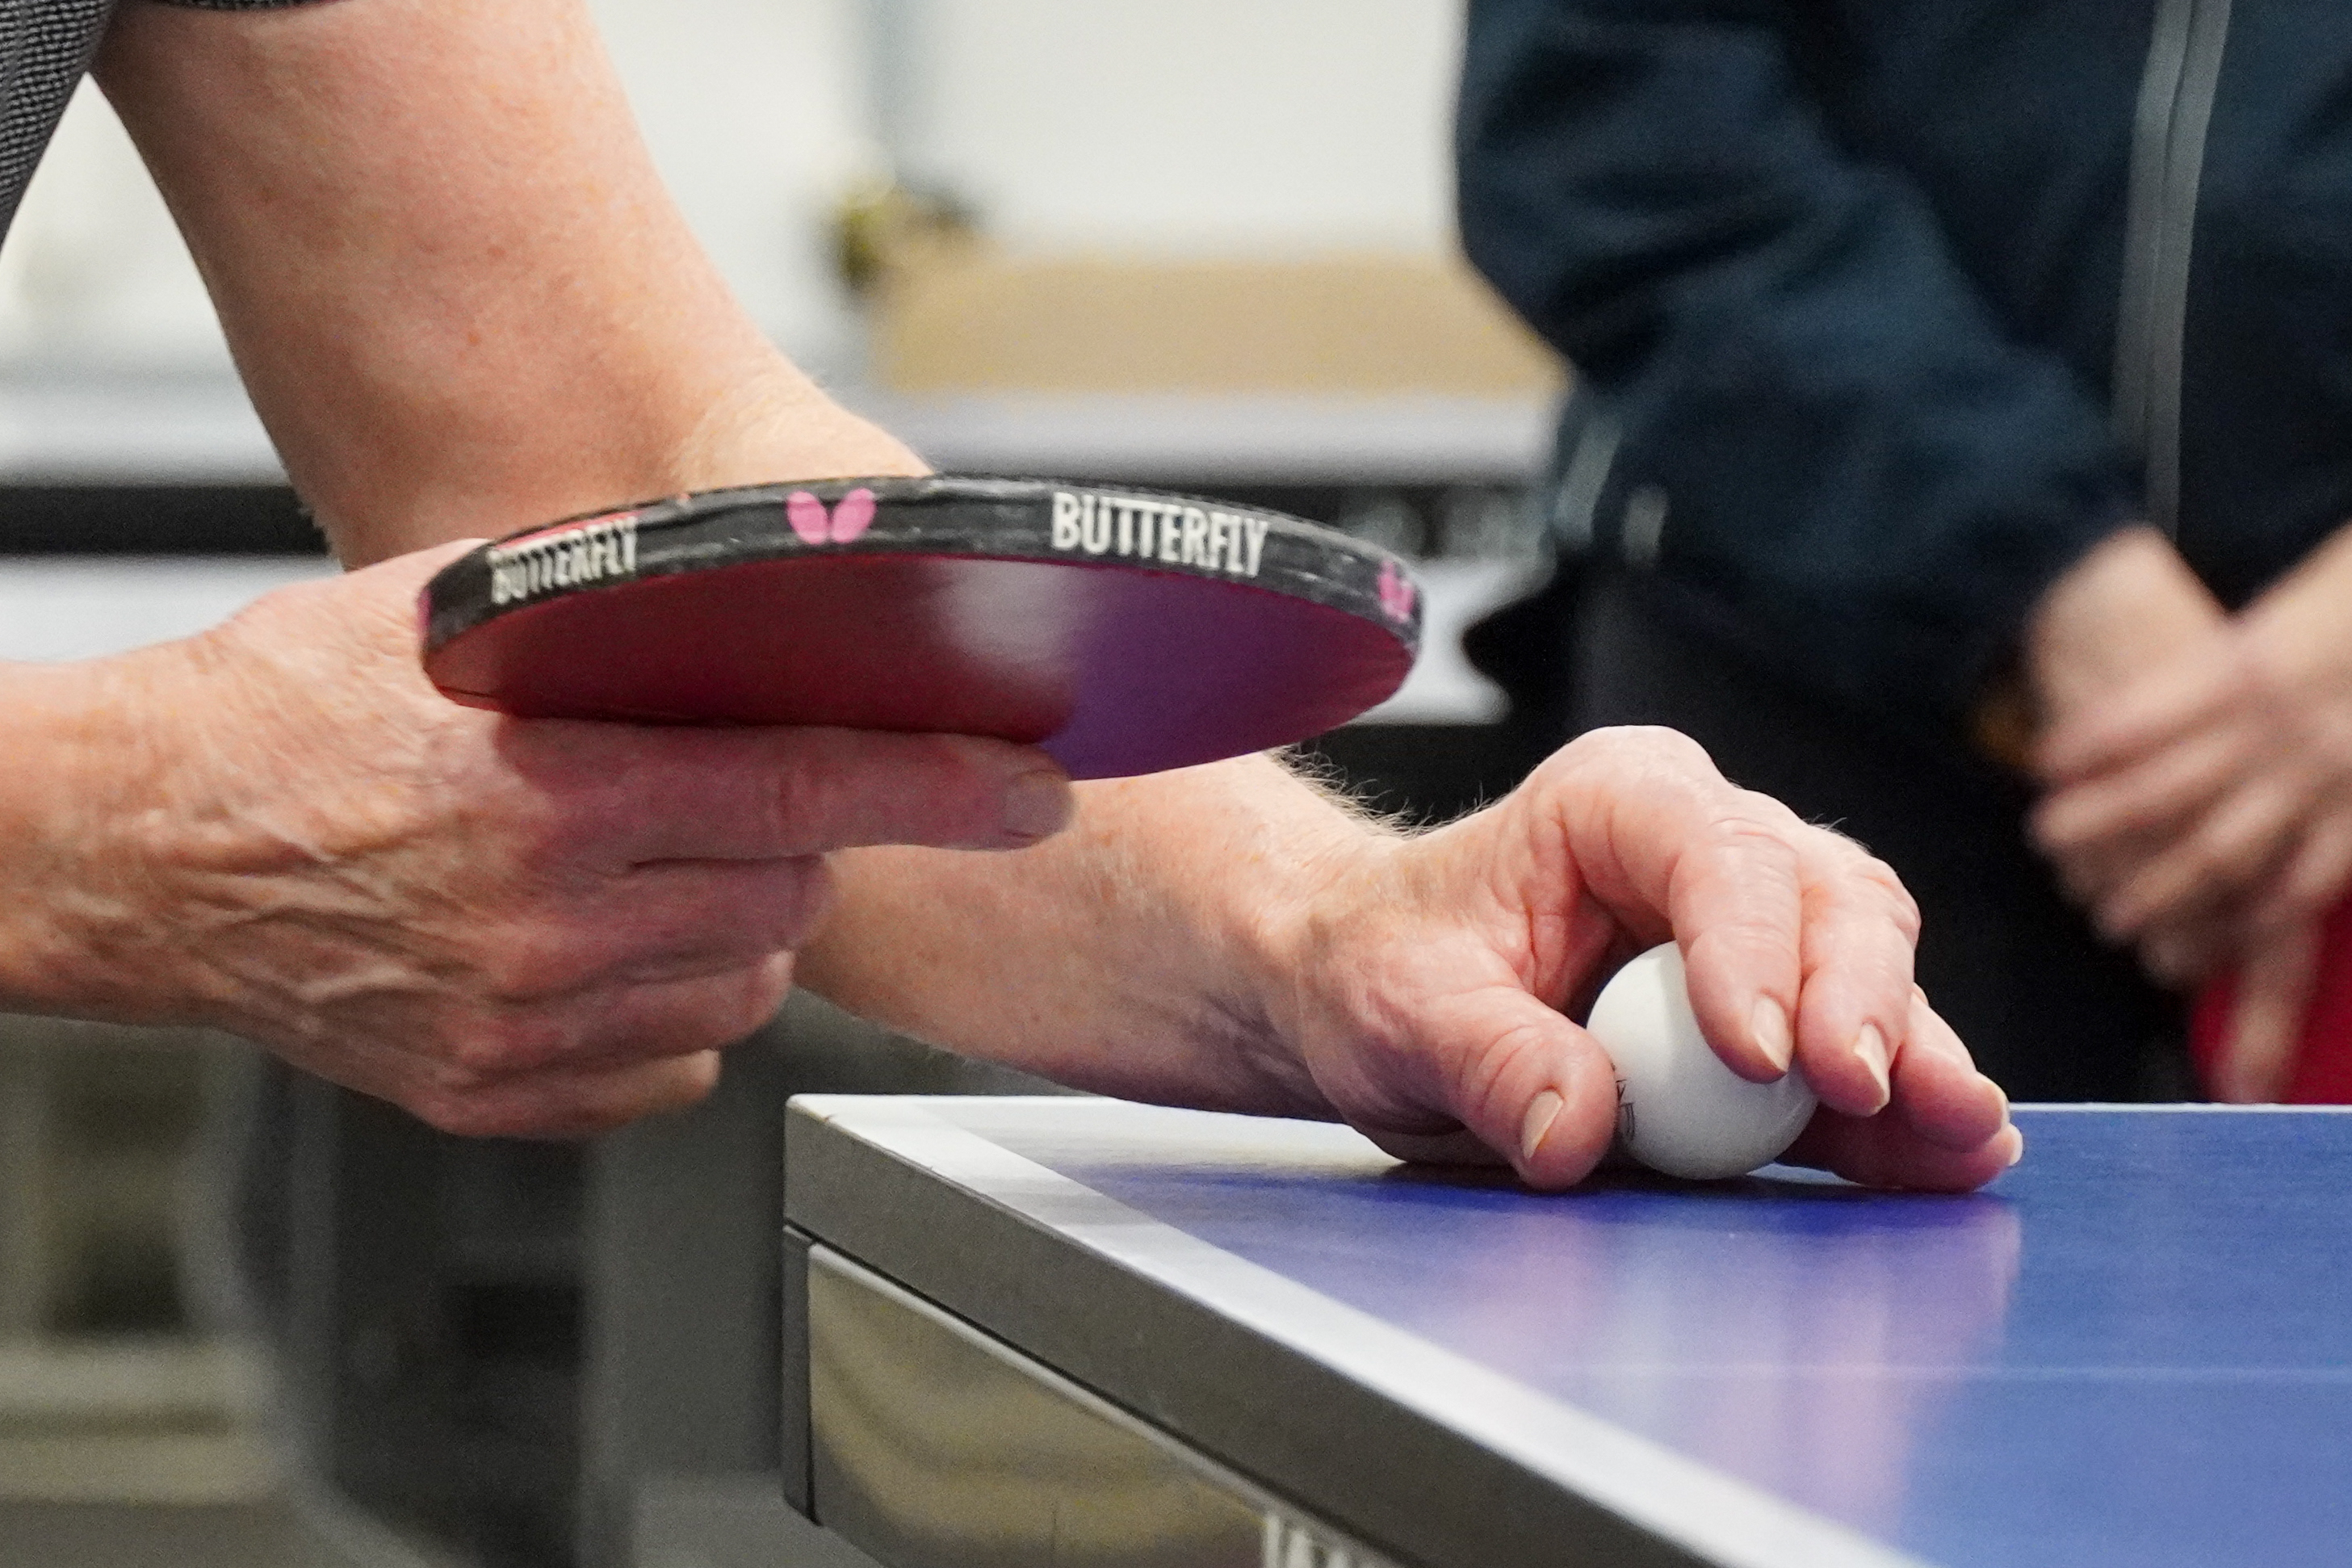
[419,476,1423,780]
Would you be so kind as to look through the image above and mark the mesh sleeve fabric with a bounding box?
[0,0,333,243]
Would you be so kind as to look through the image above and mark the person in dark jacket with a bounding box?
[1457,0,2352,1101]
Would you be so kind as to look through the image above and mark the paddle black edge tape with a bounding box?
[420,475,1424,656]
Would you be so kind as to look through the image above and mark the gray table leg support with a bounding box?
[578,995,1061,1568]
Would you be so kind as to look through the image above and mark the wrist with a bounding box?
[325,363,930,565]
[0,655,190,1021]
[1239,791,1414,1119]
[2024,525,2224,733]
[2240,531,2352,685]
[669,365,929,496]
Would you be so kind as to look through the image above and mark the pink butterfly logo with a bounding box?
[1377,560,1418,623]
[786,487,876,544]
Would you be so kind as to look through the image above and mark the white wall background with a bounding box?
[901,0,1461,255]
[0,79,225,369]
[0,0,1462,378]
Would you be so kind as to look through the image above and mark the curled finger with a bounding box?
[2266,815,2352,929]
[1781,1108,2023,1193]
[414,1050,726,1140]
[472,856,833,1003]
[2212,923,2322,1104]
[1414,984,1620,1190]
[529,725,1075,865]
[1888,990,2010,1153]
[2035,652,2244,785]
[443,954,797,1083]
[1668,803,1807,1083]
[1785,832,1920,1118]
[2094,780,2308,941]
[1546,731,1810,1081]
[2031,722,2246,858]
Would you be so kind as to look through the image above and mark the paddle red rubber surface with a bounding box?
[421,476,1423,780]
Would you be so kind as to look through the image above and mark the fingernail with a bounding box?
[1750,999,1793,1074]
[1521,1090,1564,1164]
[1000,769,1073,844]
[2002,1126,2026,1168]
[1855,1023,1892,1112]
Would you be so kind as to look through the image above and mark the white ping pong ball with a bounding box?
[1584,943,1817,1180]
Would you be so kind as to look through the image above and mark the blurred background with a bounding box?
[0,3,1562,1565]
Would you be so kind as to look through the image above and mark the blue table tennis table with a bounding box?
[778,1096,2352,1568]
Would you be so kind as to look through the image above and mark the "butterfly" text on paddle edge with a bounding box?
[488,514,639,606]
[1052,490,1270,576]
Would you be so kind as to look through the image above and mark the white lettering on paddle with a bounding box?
[488,514,640,606]
[1048,489,1268,578]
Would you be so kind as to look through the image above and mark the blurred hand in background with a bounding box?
[2029,526,2352,1098]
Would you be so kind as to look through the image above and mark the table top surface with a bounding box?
[787,1096,2352,1568]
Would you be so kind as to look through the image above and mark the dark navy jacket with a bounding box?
[1458,0,2352,733]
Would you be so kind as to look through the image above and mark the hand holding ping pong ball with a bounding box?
[1584,943,1817,1179]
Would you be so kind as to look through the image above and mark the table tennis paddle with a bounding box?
[420,475,1422,780]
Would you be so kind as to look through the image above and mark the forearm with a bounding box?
[799,753,1380,1114]
[96,0,916,564]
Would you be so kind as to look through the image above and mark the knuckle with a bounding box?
[1802,827,1919,933]
[1684,810,1805,901]
[447,1032,513,1080]
[1851,854,1922,938]
[768,730,977,833]
[505,811,585,867]
[2199,846,2257,892]
[447,1011,567,1077]
[765,744,974,853]
[759,856,836,951]
[1729,785,1808,834]
[766,759,850,847]
[624,990,759,1062]
[475,761,597,860]
[1704,808,1801,863]
[706,967,794,1044]
[870,736,1021,841]
[2185,835,2257,894]
[1561,724,1718,782]
[412,1080,503,1139]
[2233,636,2295,707]
[476,929,595,1004]
[2214,815,2295,887]
[1632,724,1718,772]
[667,1052,724,1105]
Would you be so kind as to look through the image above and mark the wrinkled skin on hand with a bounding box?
[55,543,1072,1137]
[2033,607,2352,983]
[2034,525,2352,1099]
[1275,729,2020,1192]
